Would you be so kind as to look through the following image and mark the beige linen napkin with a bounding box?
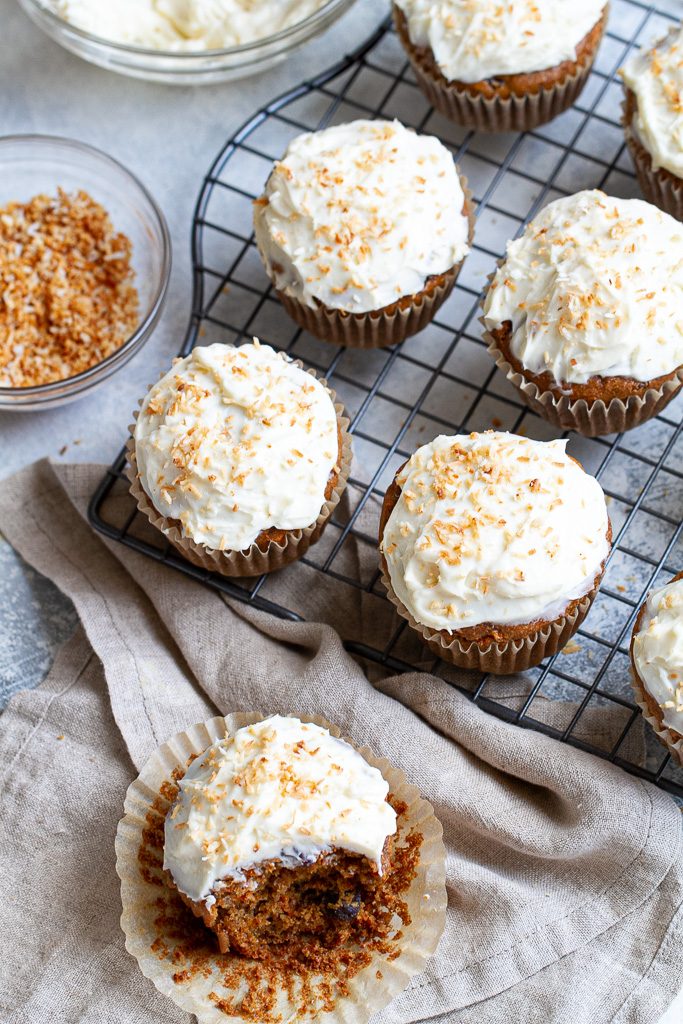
[1,459,682,1024]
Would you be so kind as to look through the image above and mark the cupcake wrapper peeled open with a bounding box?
[273,179,475,349]
[380,565,600,674]
[622,95,683,222]
[393,5,605,133]
[115,711,447,1024]
[127,365,352,578]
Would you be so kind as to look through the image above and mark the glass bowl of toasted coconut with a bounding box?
[16,0,358,85]
[0,134,171,411]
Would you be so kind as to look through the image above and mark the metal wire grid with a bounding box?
[90,0,683,797]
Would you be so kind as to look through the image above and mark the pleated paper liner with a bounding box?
[622,90,683,222]
[126,364,352,578]
[380,565,602,675]
[115,712,447,1024]
[629,572,683,769]
[392,5,607,133]
[263,180,476,350]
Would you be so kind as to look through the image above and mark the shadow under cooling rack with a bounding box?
[89,1,683,798]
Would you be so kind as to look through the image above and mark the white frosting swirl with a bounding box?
[381,432,609,632]
[633,577,683,737]
[483,190,683,386]
[53,0,329,50]
[253,119,470,314]
[164,715,398,903]
[622,25,683,180]
[394,0,605,84]
[134,340,338,551]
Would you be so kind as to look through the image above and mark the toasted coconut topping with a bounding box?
[633,577,683,735]
[394,0,605,83]
[0,189,138,388]
[381,431,609,631]
[621,24,683,179]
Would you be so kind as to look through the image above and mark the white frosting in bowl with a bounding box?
[164,715,398,903]
[621,24,683,180]
[394,0,605,84]
[483,190,683,386]
[253,119,470,314]
[53,0,330,50]
[134,340,339,551]
[381,432,609,632]
[633,577,683,737]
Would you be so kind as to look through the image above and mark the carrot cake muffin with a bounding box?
[379,431,611,673]
[483,190,683,436]
[131,339,349,576]
[393,0,607,132]
[163,715,399,958]
[630,572,683,765]
[253,119,473,348]
[621,23,683,221]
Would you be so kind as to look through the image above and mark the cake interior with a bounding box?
[176,843,396,960]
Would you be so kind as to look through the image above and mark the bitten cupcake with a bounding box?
[393,0,607,132]
[630,572,683,766]
[253,119,473,348]
[621,24,683,221]
[116,712,447,1024]
[483,190,683,436]
[379,432,611,674]
[129,339,351,577]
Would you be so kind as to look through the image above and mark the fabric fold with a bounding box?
[0,458,681,1024]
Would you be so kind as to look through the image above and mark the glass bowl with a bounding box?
[0,135,171,412]
[16,0,358,84]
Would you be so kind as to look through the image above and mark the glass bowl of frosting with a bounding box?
[16,0,358,83]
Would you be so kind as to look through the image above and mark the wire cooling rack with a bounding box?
[89,0,683,797]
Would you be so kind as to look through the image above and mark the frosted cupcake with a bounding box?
[393,0,607,132]
[621,24,683,221]
[253,119,473,348]
[483,190,683,436]
[129,339,351,576]
[116,712,447,1024]
[379,432,611,674]
[630,573,683,766]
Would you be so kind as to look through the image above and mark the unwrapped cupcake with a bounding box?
[630,573,683,766]
[483,190,683,436]
[253,119,473,348]
[393,0,607,132]
[621,23,683,221]
[379,431,611,674]
[129,339,351,576]
[116,712,447,1024]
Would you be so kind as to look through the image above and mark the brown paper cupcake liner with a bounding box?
[630,668,683,769]
[380,565,600,674]
[271,179,476,350]
[622,92,683,222]
[629,572,683,768]
[127,364,352,578]
[115,711,447,1024]
[393,5,606,133]
[480,261,683,437]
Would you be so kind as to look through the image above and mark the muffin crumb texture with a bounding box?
[137,717,421,1022]
[0,188,138,388]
